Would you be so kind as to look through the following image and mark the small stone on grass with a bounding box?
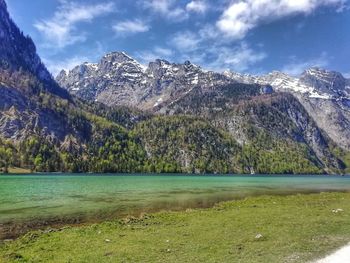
[332,208,344,213]
[255,234,264,240]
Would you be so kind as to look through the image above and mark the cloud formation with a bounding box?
[281,53,329,76]
[186,1,208,13]
[166,28,267,72]
[113,19,150,35]
[34,1,115,48]
[135,46,174,64]
[44,56,89,76]
[27,0,348,76]
[170,31,201,51]
[141,0,188,21]
[206,43,267,72]
[217,0,347,39]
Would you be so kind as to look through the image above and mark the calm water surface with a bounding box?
[1,174,350,227]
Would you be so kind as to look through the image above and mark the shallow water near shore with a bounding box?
[1,174,350,238]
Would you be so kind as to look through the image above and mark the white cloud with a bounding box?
[344,72,350,78]
[281,53,329,76]
[186,1,208,13]
[170,31,201,51]
[141,0,188,21]
[153,47,174,57]
[113,19,150,35]
[43,41,107,76]
[135,46,174,64]
[217,0,347,39]
[166,25,267,72]
[207,43,267,72]
[34,1,115,48]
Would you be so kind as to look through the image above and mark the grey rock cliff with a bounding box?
[58,54,350,151]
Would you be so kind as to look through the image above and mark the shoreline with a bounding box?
[0,190,349,241]
[2,192,350,262]
[1,172,349,177]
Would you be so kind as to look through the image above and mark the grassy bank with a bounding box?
[0,167,31,174]
[7,167,31,174]
[1,192,350,262]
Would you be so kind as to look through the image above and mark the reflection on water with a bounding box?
[1,174,350,239]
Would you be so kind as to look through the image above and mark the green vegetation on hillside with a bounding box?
[0,113,339,174]
[2,192,350,262]
[0,75,347,175]
[330,146,350,174]
[240,131,322,174]
[132,116,242,173]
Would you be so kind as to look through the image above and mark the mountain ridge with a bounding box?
[57,53,350,152]
[57,52,350,104]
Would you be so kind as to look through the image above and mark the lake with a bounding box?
[1,174,350,238]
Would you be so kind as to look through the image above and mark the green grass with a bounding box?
[2,192,350,262]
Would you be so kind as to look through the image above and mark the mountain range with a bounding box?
[0,0,349,174]
[57,53,350,153]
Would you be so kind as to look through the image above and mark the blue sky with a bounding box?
[6,0,350,77]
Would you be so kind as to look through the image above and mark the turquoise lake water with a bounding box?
[0,175,350,228]
[1,174,350,227]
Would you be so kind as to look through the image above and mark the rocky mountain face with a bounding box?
[57,53,234,109]
[225,68,350,151]
[58,54,350,153]
[0,0,72,144]
[0,0,68,99]
[57,51,350,173]
[158,83,343,172]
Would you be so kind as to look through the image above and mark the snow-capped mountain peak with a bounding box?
[57,52,350,110]
[300,67,348,97]
[224,67,349,101]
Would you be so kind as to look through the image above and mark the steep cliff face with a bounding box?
[57,53,233,109]
[58,50,350,154]
[0,0,73,143]
[158,83,343,172]
[0,0,68,98]
[226,68,350,151]
[56,49,350,172]
[57,52,147,106]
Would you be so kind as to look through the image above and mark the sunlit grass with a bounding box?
[1,192,350,262]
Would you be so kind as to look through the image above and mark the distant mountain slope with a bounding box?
[0,0,72,143]
[58,52,350,153]
[57,50,350,173]
[226,68,350,151]
[0,0,68,99]
[57,53,233,110]
[159,83,344,173]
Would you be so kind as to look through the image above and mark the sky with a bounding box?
[6,0,350,77]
